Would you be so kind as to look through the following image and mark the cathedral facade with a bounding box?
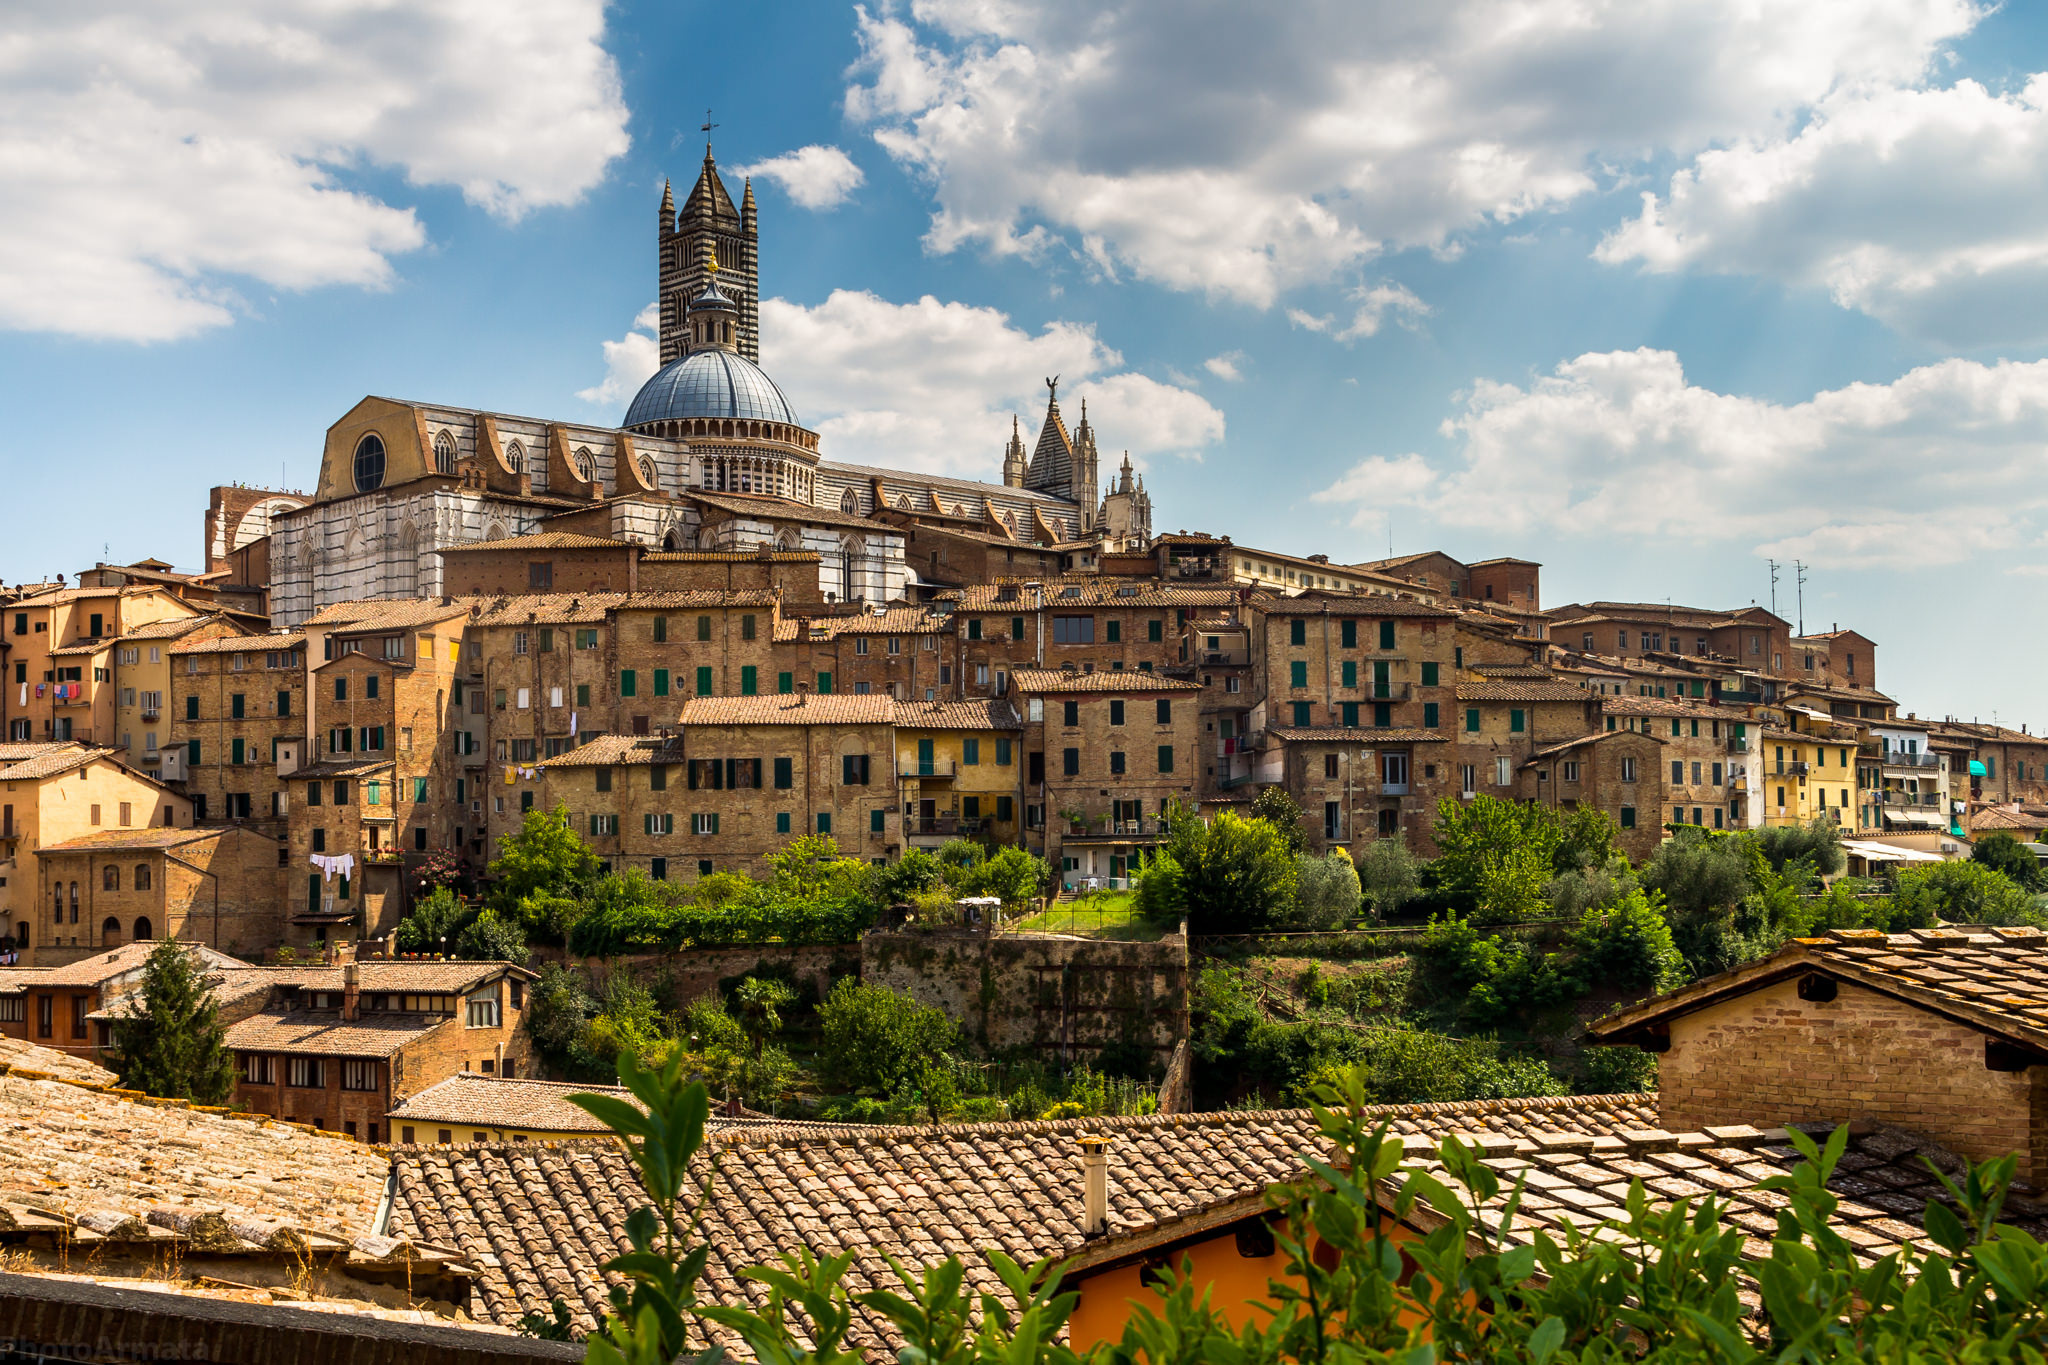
[266,148,1151,628]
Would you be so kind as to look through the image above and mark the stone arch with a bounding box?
[572,446,596,482]
[485,520,508,542]
[133,916,152,941]
[840,488,861,515]
[505,440,525,474]
[101,916,121,947]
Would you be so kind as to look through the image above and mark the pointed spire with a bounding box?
[742,177,755,209]
[661,178,674,216]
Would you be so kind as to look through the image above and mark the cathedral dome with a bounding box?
[623,349,802,430]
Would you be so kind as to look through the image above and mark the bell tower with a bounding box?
[659,119,758,364]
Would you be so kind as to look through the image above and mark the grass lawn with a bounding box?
[1009,891,1164,939]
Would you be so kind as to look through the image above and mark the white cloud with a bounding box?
[0,0,629,342]
[1313,347,2048,568]
[577,290,1224,475]
[844,0,1978,307]
[733,145,866,210]
[1204,351,1246,381]
[1599,75,2048,345]
[576,303,661,407]
[1288,283,1431,340]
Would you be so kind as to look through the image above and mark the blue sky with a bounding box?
[4,0,2047,728]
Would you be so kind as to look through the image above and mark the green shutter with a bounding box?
[1465,709,1479,733]
[1290,660,1308,687]
[1421,662,1439,687]
[1157,745,1173,774]
[816,672,832,694]
[817,812,832,835]
[776,812,791,834]
[187,739,200,765]
[576,684,590,707]
[620,669,637,697]
[774,757,792,789]
[871,809,885,833]
[1342,661,1356,688]
[740,665,757,695]
[1341,702,1358,727]
[230,738,244,765]
[968,618,982,640]
[1378,621,1395,649]
[1511,710,1525,733]
[1290,619,1306,646]
[696,666,713,696]
[1423,702,1439,728]
[653,668,669,696]
[777,672,794,694]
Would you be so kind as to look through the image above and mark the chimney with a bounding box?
[342,962,361,1022]
[1077,1133,1111,1236]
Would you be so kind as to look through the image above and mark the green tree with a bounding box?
[395,885,477,955]
[1430,794,1560,919]
[1353,838,1419,920]
[1290,850,1362,929]
[950,846,1048,905]
[1250,785,1309,854]
[1754,817,1848,876]
[731,976,796,1056]
[454,905,531,963]
[1552,803,1619,874]
[1151,808,1300,932]
[107,939,235,1103]
[1638,828,1751,920]
[818,979,957,1094]
[488,803,601,933]
[1973,831,2046,891]
[1565,888,1687,994]
[1892,859,2044,927]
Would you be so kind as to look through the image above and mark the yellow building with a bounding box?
[1758,723,1859,828]
[111,615,242,780]
[0,743,192,960]
[3,585,203,749]
[387,1072,639,1145]
[892,700,1026,850]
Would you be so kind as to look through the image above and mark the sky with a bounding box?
[3,0,2046,728]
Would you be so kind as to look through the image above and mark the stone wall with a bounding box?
[584,942,858,1006]
[860,925,1189,1063]
[1657,974,2045,1184]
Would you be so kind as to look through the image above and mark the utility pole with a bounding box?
[1795,560,1808,637]
[1767,560,1779,617]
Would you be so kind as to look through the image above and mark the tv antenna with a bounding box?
[1794,560,1808,636]
[1767,559,1779,617]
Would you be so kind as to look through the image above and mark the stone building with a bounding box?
[1518,729,1670,861]
[1012,669,1203,886]
[33,825,284,961]
[1601,694,1744,832]
[3,584,205,747]
[164,631,306,825]
[112,614,242,781]
[893,700,1026,849]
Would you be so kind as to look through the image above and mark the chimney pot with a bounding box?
[1077,1133,1111,1236]
[342,962,362,1021]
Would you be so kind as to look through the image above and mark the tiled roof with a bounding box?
[1454,682,1594,702]
[1469,664,1553,679]
[223,1011,451,1059]
[387,1074,636,1134]
[386,1096,1653,1347]
[1009,669,1204,694]
[1969,807,2048,832]
[535,735,686,768]
[0,1035,117,1086]
[1783,681,1897,705]
[1248,593,1453,618]
[114,617,220,643]
[1587,928,2048,1051]
[1528,730,1663,760]
[467,593,626,626]
[47,640,113,657]
[606,590,781,610]
[1187,617,1246,632]
[305,599,477,631]
[288,759,394,779]
[37,828,235,854]
[9,941,234,988]
[0,1069,389,1244]
[773,606,943,640]
[685,490,894,533]
[893,700,1023,731]
[677,695,898,726]
[1265,727,1451,744]
[231,961,525,994]
[0,741,76,765]
[0,746,115,782]
[641,549,821,563]
[1600,694,1730,719]
[949,581,1237,609]
[170,632,305,655]
[435,533,632,553]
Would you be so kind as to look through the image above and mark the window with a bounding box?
[817,812,833,835]
[842,754,871,785]
[352,433,385,492]
[692,812,720,835]
[1108,700,1125,727]
[995,738,1013,766]
[963,738,980,765]
[341,1059,377,1090]
[816,672,832,694]
[185,694,199,721]
[1620,806,1637,829]
[1422,702,1439,728]
[1106,619,1122,644]
[652,616,667,643]
[1052,616,1095,644]
[774,757,793,789]
[242,1054,273,1085]
[1563,760,1579,783]
[465,987,501,1028]
[1620,757,1638,782]
[577,629,599,650]
[1495,756,1511,786]
[620,669,637,698]
[1377,621,1395,650]
[651,858,667,881]
[590,813,618,835]
[1464,708,1480,733]
[871,808,886,833]
[1289,619,1306,646]
[1459,764,1477,797]
[528,562,553,590]
[1061,700,1079,727]
[1157,744,1174,774]
[1063,748,1080,776]
[1290,661,1308,688]
[1509,709,1525,733]
[1109,751,1126,775]
[287,1057,324,1088]
[776,812,792,835]
[777,671,794,694]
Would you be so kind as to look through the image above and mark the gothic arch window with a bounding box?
[895,495,911,510]
[102,865,119,891]
[434,430,458,475]
[572,446,595,482]
[663,527,683,551]
[840,488,860,515]
[638,453,659,490]
[134,864,151,891]
[1003,511,1017,534]
[505,440,525,475]
[392,521,420,596]
[353,434,386,492]
[133,917,152,941]
[485,521,508,542]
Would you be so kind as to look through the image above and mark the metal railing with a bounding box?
[909,816,982,837]
[1880,752,1942,770]
[899,760,956,779]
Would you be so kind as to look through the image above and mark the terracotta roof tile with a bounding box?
[1009,669,1204,694]
[1454,682,1595,702]
[387,1075,635,1135]
[0,746,117,782]
[467,594,626,625]
[170,632,305,655]
[678,695,898,726]
[685,490,895,533]
[114,617,223,643]
[0,741,79,765]
[1266,727,1450,743]
[38,828,241,854]
[534,735,686,768]
[894,700,1023,730]
[435,533,633,553]
[949,581,1237,610]
[0,1036,116,1085]
[306,600,478,631]
[641,550,821,563]
[1249,593,1454,618]
[223,1011,452,1059]
[772,607,944,640]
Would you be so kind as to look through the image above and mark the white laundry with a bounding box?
[569,710,578,738]
[309,853,356,881]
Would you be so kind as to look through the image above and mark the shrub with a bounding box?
[1430,794,1560,919]
[453,905,529,964]
[1154,809,1299,932]
[1290,851,1362,929]
[950,846,1048,905]
[1892,859,2045,927]
[1353,838,1418,920]
[1565,889,1686,995]
[1638,829,1749,921]
[1754,818,1848,877]
[817,979,957,1094]
[1973,831,2046,891]
[1578,1044,1659,1093]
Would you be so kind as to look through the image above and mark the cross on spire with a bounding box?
[700,109,719,155]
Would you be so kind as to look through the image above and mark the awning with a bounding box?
[1970,760,1988,777]
[1888,810,1945,827]
[1841,839,1946,863]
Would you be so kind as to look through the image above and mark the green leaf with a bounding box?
[1527,1315,1565,1365]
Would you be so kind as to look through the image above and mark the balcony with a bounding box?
[1218,771,1255,790]
[1717,688,1765,706]
[1357,682,1412,700]
[1727,735,1750,752]
[1062,817,1170,842]
[1774,761,1810,777]
[899,760,956,780]
[140,709,160,723]
[1199,650,1248,666]
[1881,792,1943,810]
[908,816,981,839]
[1881,752,1942,771]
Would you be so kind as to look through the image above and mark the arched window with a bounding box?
[840,489,861,515]
[572,447,595,481]
[14,923,26,949]
[102,865,119,891]
[353,434,386,492]
[505,440,525,474]
[69,882,78,921]
[134,864,152,891]
[102,916,121,947]
[433,430,457,475]
[52,885,61,921]
[133,917,152,941]
[638,453,659,490]
[662,527,682,551]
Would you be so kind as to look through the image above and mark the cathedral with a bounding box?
[265,146,1153,628]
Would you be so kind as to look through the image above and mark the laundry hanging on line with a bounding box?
[309,853,355,882]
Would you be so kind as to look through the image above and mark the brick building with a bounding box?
[225,959,535,1142]
[1518,729,1669,861]
[0,939,243,1058]
[1012,669,1202,887]
[1261,726,1452,851]
[33,825,285,960]
[893,700,1025,848]
[531,733,689,878]
[1249,594,1456,733]
[777,606,949,701]
[165,631,305,825]
[287,759,399,942]
[1600,695,1745,832]
[4,585,203,747]
[110,614,241,780]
